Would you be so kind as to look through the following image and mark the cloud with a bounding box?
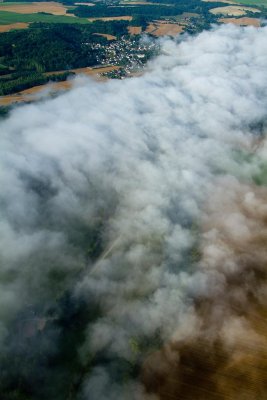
[1,24,267,399]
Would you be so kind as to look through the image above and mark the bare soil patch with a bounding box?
[128,25,142,34]
[0,22,28,32]
[219,16,261,25]
[93,33,117,40]
[210,5,260,15]
[0,2,72,16]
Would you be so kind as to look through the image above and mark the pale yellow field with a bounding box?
[88,16,133,21]
[146,22,184,36]
[128,25,142,34]
[0,2,72,15]
[210,5,260,15]
[219,16,261,26]
[0,22,29,32]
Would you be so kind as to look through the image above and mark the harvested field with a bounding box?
[0,66,120,106]
[146,22,183,36]
[128,25,142,34]
[219,16,261,25]
[210,5,260,15]
[69,65,120,75]
[0,2,73,16]
[0,81,71,106]
[0,22,28,32]
[45,65,119,76]
[145,23,157,34]
[0,94,23,105]
[93,33,116,40]
[88,16,132,21]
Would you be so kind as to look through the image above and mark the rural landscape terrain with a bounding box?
[1,1,267,400]
[0,0,266,109]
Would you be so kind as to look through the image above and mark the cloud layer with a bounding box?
[1,24,267,399]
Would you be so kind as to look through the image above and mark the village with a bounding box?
[91,35,159,77]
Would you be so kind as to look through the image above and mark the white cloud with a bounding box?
[1,24,267,399]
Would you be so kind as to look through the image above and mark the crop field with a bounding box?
[146,21,184,36]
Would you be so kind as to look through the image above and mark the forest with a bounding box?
[69,1,223,19]
[0,22,129,95]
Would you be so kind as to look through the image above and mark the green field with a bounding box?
[231,0,267,7]
[0,11,90,25]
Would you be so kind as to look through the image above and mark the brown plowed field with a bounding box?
[128,26,142,34]
[0,22,29,32]
[219,16,261,25]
